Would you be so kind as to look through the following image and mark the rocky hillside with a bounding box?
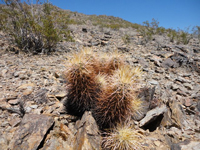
[0,10,200,150]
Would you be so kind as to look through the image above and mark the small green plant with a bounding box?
[193,26,200,42]
[156,27,165,35]
[177,27,193,45]
[122,34,131,44]
[137,18,159,43]
[167,28,178,43]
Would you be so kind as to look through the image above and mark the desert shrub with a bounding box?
[177,27,193,45]
[137,18,160,44]
[122,34,131,44]
[156,27,166,35]
[1,0,73,53]
[192,26,200,42]
[167,28,178,43]
[137,26,153,44]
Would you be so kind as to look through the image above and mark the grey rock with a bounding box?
[183,83,193,90]
[138,58,149,68]
[139,105,167,127]
[161,58,178,68]
[149,80,159,85]
[171,84,179,91]
[179,141,200,150]
[1,69,7,77]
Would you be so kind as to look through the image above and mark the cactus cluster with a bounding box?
[64,48,146,129]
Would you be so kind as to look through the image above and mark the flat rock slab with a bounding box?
[139,105,167,127]
[9,114,54,150]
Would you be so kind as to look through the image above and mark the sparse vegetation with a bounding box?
[122,34,131,44]
[0,0,73,53]
[194,26,200,42]
[177,27,193,45]
[167,28,178,43]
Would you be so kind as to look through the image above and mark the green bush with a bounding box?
[167,28,178,43]
[1,0,73,53]
[137,18,160,43]
[122,34,131,44]
[192,26,200,42]
[177,28,193,45]
[156,27,165,35]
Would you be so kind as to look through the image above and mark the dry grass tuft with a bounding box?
[102,123,144,150]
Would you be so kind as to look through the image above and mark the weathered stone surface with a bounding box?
[9,114,54,150]
[139,105,167,127]
[169,101,188,128]
[41,118,74,150]
[161,58,178,68]
[74,111,101,150]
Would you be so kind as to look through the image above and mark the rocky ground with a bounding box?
[0,24,200,150]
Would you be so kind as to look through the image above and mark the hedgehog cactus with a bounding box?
[99,50,125,75]
[93,65,144,129]
[64,48,147,129]
[64,49,99,116]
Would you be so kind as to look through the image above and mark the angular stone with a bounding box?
[23,89,33,95]
[169,101,188,128]
[53,72,60,78]
[1,69,8,77]
[139,105,167,127]
[183,83,193,90]
[161,58,176,68]
[17,83,35,90]
[8,99,20,105]
[74,111,101,150]
[179,141,200,150]
[55,92,67,99]
[9,114,54,150]
[41,119,74,150]
[149,80,159,85]
[171,84,179,91]
[184,99,192,107]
